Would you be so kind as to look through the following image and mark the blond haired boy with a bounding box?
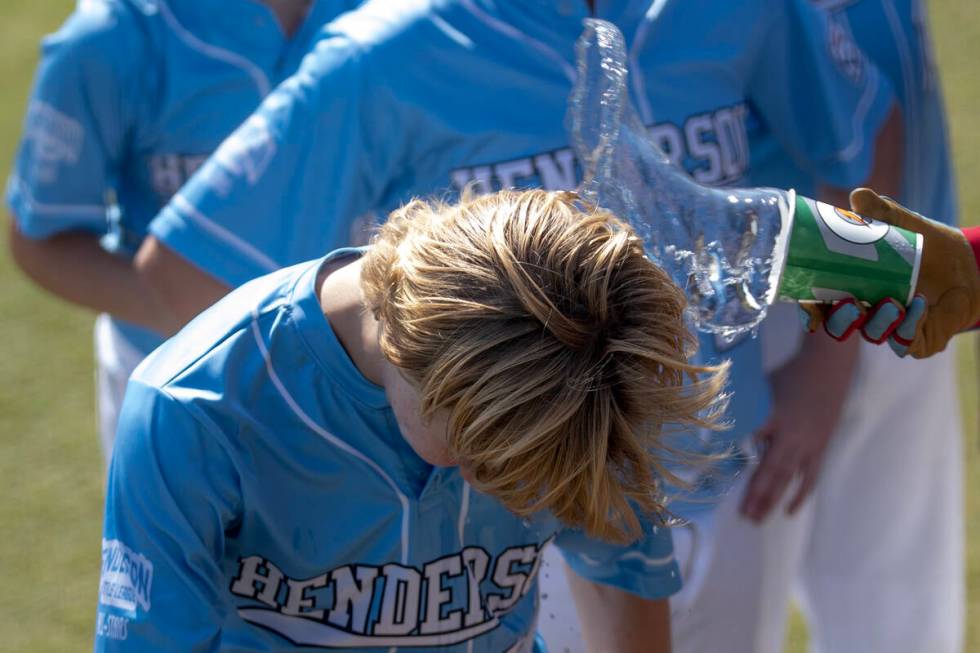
[96,190,725,652]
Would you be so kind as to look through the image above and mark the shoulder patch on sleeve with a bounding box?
[99,539,154,616]
[22,101,85,184]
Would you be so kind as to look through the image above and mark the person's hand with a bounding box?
[740,334,859,523]
[799,188,980,358]
[799,294,927,357]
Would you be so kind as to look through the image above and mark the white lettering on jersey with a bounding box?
[328,564,378,631]
[230,539,551,646]
[714,104,751,181]
[451,164,495,194]
[486,544,537,613]
[229,554,285,607]
[494,158,535,189]
[149,153,208,201]
[23,101,84,183]
[99,539,153,616]
[684,113,723,183]
[461,547,491,627]
[283,573,329,619]
[209,114,277,197]
[448,103,750,192]
[648,122,684,168]
[95,611,130,641]
[420,553,465,634]
[533,148,577,189]
[374,563,422,635]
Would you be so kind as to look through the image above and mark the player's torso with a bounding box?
[218,468,553,652]
[161,260,557,652]
[109,0,355,256]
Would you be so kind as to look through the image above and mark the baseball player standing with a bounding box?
[6,0,359,464]
[749,1,965,651]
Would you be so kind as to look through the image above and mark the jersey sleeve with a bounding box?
[552,516,681,599]
[149,32,402,288]
[747,0,896,188]
[96,381,242,652]
[6,3,142,239]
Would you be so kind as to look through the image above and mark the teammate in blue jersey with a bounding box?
[5,0,359,463]
[746,2,965,652]
[99,189,727,651]
[136,0,899,485]
[129,1,898,650]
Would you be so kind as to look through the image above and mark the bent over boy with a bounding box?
[96,190,726,652]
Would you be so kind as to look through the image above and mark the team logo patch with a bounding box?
[815,201,888,245]
[99,539,154,615]
[23,101,84,183]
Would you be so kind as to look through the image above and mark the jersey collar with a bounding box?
[289,249,390,410]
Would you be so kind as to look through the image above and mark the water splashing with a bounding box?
[570,19,794,336]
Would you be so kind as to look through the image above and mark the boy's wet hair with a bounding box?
[361,189,728,542]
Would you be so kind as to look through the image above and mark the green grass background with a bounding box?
[0,1,976,650]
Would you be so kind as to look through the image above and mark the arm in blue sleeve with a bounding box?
[149,33,400,288]
[96,381,241,652]
[553,517,681,599]
[7,5,143,239]
[748,0,896,188]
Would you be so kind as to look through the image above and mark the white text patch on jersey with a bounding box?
[450,104,750,193]
[230,540,550,647]
[24,100,84,183]
[99,539,154,616]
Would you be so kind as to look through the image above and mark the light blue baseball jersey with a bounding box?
[818,0,956,224]
[6,0,359,354]
[96,248,680,652]
[148,0,894,463]
[751,0,955,226]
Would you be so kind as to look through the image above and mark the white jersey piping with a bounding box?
[836,62,879,163]
[170,194,279,274]
[617,550,675,567]
[156,0,271,96]
[458,0,576,84]
[249,310,412,568]
[458,481,474,653]
[9,177,105,218]
[629,0,670,124]
[576,549,674,568]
